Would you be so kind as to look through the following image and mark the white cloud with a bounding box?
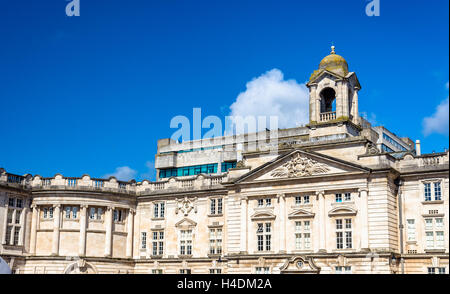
[228,69,309,132]
[422,83,449,136]
[103,166,137,181]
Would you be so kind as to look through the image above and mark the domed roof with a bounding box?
[318,46,349,75]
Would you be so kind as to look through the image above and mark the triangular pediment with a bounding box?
[288,209,315,219]
[175,217,197,228]
[308,70,360,89]
[235,149,370,183]
[308,69,345,85]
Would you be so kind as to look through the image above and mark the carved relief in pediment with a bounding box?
[175,196,197,216]
[271,153,330,178]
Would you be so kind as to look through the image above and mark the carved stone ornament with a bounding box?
[365,142,379,155]
[63,259,97,274]
[270,153,330,178]
[175,196,197,216]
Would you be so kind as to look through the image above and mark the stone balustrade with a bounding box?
[319,111,337,122]
[419,153,448,166]
[0,168,228,195]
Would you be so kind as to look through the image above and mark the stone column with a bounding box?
[78,205,88,256]
[278,193,286,253]
[29,205,38,254]
[104,206,114,257]
[126,208,135,258]
[359,188,369,251]
[1,201,9,245]
[353,89,359,124]
[240,196,248,253]
[310,86,317,122]
[51,204,61,256]
[316,191,326,252]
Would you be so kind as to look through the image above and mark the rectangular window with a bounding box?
[141,232,147,249]
[217,198,223,215]
[295,196,302,205]
[256,223,272,251]
[407,219,416,241]
[265,198,272,207]
[7,210,13,224]
[179,269,191,274]
[114,209,123,222]
[335,194,342,203]
[152,269,163,274]
[72,207,78,219]
[65,206,71,219]
[303,195,310,204]
[295,221,311,250]
[97,208,103,220]
[255,267,270,274]
[152,231,164,255]
[14,210,21,224]
[209,228,223,255]
[425,218,445,249]
[160,203,165,218]
[180,230,192,255]
[210,198,223,215]
[335,266,352,274]
[49,207,53,219]
[210,199,216,214]
[428,267,446,274]
[434,182,442,201]
[154,204,158,218]
[13,229,20,245]
[16,199,23,208]
[90,208,96,220]
[158,232,164,255]
[8,198,15,207]
[43,208,48,219]
[424,183,432,201]
[154,203,165,218]
[336,219,352,249]
[5,227,12,245]
[344,193,351,201]
[257,199,264,207]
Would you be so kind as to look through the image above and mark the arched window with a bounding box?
[320,87,336,113]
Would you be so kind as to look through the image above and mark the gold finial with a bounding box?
[331,45,336,54]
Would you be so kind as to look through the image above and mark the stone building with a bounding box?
[0,47,448,274]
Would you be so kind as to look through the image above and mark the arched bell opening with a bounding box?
[319,87,337,122]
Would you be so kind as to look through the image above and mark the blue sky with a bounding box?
[0,0,448,181]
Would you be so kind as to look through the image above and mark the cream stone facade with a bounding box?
[0,47,448,274]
